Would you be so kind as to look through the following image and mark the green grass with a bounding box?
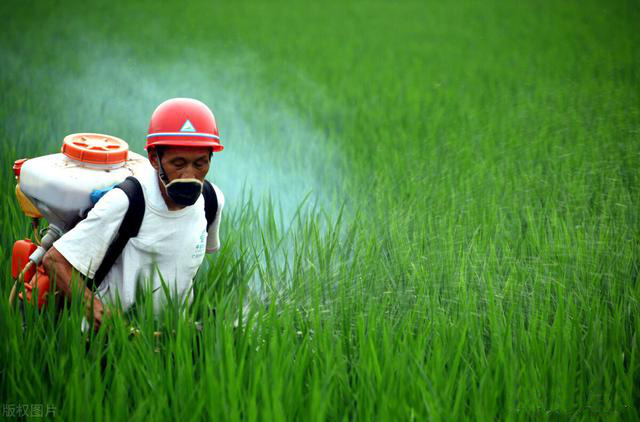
[1,0,639,420]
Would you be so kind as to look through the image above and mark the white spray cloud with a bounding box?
[39,44,341,223]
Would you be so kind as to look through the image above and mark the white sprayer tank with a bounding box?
[19,133,150,232]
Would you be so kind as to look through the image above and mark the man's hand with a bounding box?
[43,247,109,330]
[86,295,112,331]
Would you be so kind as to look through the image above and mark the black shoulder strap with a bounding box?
[90,177,145,288]
[202,179,218,231]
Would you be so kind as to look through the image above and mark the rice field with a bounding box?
[1,0,639,420]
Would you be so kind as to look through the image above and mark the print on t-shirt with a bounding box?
[193,230,207,259]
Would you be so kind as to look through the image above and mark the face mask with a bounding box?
[156,150,203,206]
[165,178,203,206]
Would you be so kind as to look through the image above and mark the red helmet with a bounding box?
[146,98,223,152]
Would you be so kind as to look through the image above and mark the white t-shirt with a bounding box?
[54,163,224,314]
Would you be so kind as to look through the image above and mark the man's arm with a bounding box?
[43,246,108,330]
[205,185,224,253]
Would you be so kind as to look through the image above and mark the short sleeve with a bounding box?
[53,188,130,279]
[205,185,224,253]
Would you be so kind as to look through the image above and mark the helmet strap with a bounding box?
[155,149,171,186]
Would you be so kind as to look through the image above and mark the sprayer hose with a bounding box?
[8,261,36,307]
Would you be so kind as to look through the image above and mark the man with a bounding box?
[43,98,224,330]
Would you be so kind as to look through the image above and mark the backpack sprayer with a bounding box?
[10,133,149,308]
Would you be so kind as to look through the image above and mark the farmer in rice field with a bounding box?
[43,98,224,330]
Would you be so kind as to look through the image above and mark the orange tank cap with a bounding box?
[62,133,129,165]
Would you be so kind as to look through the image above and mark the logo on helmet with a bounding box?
[180,119,196,132]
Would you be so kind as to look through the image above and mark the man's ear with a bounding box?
[148,149,159,171]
